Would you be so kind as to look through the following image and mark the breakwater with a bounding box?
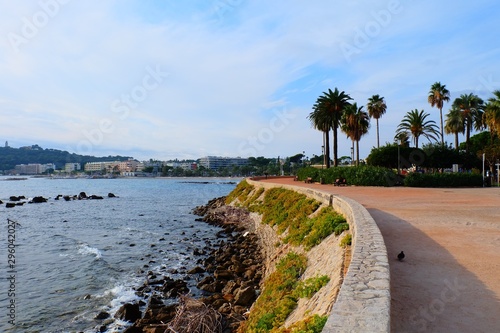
[246,177,390,333]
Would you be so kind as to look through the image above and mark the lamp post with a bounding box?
[482,153,485,187]
[496,162,500,187]
[350,146,354,166]
[397,139,401,175]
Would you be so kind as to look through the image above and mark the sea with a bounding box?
[0,176,239,333]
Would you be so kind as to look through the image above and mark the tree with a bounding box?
[396,109,439,148]
[484,90,500,140]
[316,88,352,167]
[308,102,331,168]
[452,93,485,152]
[445,106,465,150]
[341,103,370,166]
[367,94,387,148]
[428,82,450,146]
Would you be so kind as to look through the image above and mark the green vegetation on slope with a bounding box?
[238,252,329,333]
[227,181,348,250]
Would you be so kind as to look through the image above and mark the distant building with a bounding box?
[84,159,141,174]
[166,161,198,171]
[198,156,248,170]
[14,163,55,174]
[65,163,81,173]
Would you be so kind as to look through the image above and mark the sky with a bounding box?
[1,0,499,161]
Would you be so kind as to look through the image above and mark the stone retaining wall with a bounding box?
[246,178,390,333]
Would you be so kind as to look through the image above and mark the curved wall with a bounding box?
[246,178,390,333]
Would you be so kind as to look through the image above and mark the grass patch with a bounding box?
[340,234,352,248]
[273,314,328,333]
[239,253,329,333]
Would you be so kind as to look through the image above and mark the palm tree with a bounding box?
[452,93,485,152]
[341,103,370,165]
[396,109,439,148]
[367,94,387,148]
[308,102,331,168]
[428,82,450,146]
[444,106,465,150]
[483,90,500,140]
[317,88,352,167]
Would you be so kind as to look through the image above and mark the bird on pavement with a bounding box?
[397,251,405,261]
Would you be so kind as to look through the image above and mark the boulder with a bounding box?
[108,192,117,198]
[94,311,110,319]
[6,202,16,208]
[234,286,255,306]
[78,192,88,199]
[31,196,47,203]
[114,303,142,322]
[90,195,104,200]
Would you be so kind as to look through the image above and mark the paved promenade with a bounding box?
[259,178,500,333]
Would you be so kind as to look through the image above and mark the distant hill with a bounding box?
[0,145,133,171]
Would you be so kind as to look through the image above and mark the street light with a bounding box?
[496,161,500,187]
[397,139,401,175]
[350,146,354,166]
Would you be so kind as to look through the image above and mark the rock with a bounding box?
[114,303,142,322]
[6,203,16,208]
[90,195,104,200]
[78,192,87,199]
[187,266,205,274]
[214,269,233,280]
[94,311,110,320]
[234,286,256,306]
[31,196,47,203]
[63,195,71,201]
[108,192,117,197]
[222,280,238,295]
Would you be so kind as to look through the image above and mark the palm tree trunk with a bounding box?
[466,124,471,152]
[324,130,331,168]
[439,107,444,146]
[454,132,459,150]
[376,118,380,148]
[333,125,338,167]
[356,140,360,166]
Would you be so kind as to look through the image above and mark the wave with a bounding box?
[78,243,103,260]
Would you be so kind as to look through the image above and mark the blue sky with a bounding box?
[1,0,499,161]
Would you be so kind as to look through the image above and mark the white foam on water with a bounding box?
[78,243,103,259]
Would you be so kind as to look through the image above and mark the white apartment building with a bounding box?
[198,156,248,170]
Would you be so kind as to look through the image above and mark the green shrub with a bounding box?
[297,166,397,186]
[340,234,352,247]
[293,275,330,298]
[274,314,328,333]
[404,172,483,187]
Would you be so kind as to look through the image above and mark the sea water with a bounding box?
[0,176,238,333]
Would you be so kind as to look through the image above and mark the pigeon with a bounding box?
[397,251,405,261]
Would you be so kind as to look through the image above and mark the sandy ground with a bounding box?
[259,178,500,333]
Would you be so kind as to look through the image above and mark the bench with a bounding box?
[305,177,313,183]
[334,178,347,186]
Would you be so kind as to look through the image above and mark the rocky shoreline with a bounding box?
[96,196,264,333]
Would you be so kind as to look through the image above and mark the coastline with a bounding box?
[97,196,264,333]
